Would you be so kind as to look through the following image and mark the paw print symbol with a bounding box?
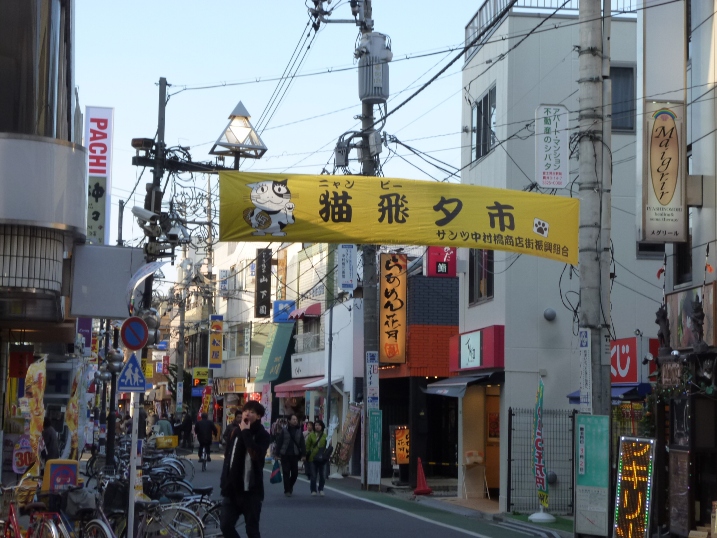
[533,218,550,238]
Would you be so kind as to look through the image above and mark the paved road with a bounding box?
[181,448,560,538]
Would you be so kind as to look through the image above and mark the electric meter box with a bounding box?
[358,32,392,104]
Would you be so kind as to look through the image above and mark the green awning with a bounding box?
[255,323,295,384]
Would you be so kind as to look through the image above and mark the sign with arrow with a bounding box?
[117,353,146,393]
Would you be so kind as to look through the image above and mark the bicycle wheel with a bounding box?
[201,504,223,537]
[184,498,214,519]
[176,457,195,481]
[106,512,126,538]
[157,506,204,538]
[159,480,194,496]
[30,520,60,538]
[83,520,113,538]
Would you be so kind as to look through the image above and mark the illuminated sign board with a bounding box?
[613,437,655,538]
[380,253,407,364]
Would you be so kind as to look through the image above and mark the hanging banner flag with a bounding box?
[535,104,569,189]
[380,254,407,364]
[219,171,579,265]
[533,378,549,508]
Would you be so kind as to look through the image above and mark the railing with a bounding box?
[507,407,576,515]
[294,331,325,353]
[465,0,638,62]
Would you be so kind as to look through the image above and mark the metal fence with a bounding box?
[507,407,576,515]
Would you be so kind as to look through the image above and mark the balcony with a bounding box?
[464,0,637,63]
[294,330,325,353]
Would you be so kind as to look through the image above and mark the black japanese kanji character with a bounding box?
[91,211,100,221]
[319,190,353,223]
[89,182,105,203]
[433,196,463,226]
[487,201,515,231]
[378,193,409,224]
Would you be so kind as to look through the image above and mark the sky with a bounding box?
[75,1,482,249]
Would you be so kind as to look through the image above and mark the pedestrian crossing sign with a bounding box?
[117,353,146,392]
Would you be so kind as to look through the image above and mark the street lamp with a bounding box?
[209,102,267,168]
[104,348,124,467]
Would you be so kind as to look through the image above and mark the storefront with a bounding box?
[425,325,504,499]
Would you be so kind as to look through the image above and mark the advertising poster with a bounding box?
[574,415,609,536]
[533,378,548,508]
[380,254,407,364]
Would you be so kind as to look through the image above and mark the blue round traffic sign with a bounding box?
[121,316,149,350]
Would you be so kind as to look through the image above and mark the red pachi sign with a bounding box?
[425,246,456,278]
[610,337,639,384]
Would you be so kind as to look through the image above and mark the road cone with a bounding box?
[414,457,433,495]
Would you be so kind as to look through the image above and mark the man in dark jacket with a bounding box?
[194,412,218,461]
[181,411,193,448]
[220,400,270,538]
[274,414,305,497]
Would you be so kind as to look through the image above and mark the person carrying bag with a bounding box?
[305,419,328,497]
[274,414,305,497]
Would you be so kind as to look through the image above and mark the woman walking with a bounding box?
[305,419,327,496]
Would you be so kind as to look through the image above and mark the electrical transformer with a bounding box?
[357,32,393,104]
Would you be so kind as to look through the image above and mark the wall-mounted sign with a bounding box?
[255,248,272,318]
[641,102,686,242]
[394,426,410,465]
[339,244,357,290]
[273,300,295,323]
[613,437,655,538]
[579,328,592,414]
[666,282,715,349]
[535,104,569,189]
[84,106,114,245]
[574,415,609,536]
[380,254,407,364]
[460,330,482,369]
[424,246,456,278]
[611,337,638,384]
[218,269,229,297]
[209,315,223,369]
[220,171,580,265]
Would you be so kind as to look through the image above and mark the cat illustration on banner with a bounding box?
[243,179,295,236]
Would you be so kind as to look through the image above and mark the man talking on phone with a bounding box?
[220,400,271,538]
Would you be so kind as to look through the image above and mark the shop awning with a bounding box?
[566,383,652,405]
[288,302,321,320]
[274,376,324,398]
[254,323,296,384]
[304,375,344,390]
[424,371,504,398]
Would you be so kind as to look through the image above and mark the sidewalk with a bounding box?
[326,474,574,538]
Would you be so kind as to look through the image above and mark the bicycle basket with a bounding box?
[102,480,128,512]
[64,488,97,519]
[0,483,37,520]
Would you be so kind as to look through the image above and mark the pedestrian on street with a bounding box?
[41,417,60,463]
[303,420,313,441]
[305,419,328,496]
[181,411,193,448]
[194,412,218,461]
[220,400,270,538]
[137,407,147,440]
[156,414,174,437]
[274,414,305,497]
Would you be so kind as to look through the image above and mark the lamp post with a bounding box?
[104,348,124,467]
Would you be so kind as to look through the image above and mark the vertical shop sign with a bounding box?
[366,351,379,409]
[574,415,610,536]
[84,107,114,244]
[425,246,456,277]
[535,104,569,188]
[642,102,686,242]
[579,328,592,414]
[379,253,407,363]
[209,315,223,369]
[255,248,272,318]
[339,244,357,290]
[162,355,170,375]
[368,409,382,485]
[613,437,655,538]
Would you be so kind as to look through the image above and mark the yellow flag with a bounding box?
[219,171,579,265]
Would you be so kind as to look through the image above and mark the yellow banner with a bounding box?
[219,171,579,265]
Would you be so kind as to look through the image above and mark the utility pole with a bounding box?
[205,174,216,420]
[578,1,611,417]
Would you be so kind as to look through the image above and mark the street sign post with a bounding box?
[117,352,145,538]
[120,317,149,351]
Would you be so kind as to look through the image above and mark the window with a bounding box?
[674,210,693,285]
[636,242,665,259]
[472,86,497,161]
[612,66,636,131]
[468,249,494,304]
